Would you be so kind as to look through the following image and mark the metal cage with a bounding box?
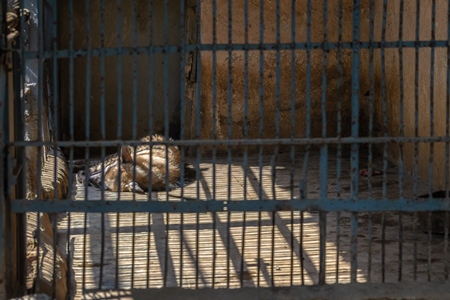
[2,0,450,299]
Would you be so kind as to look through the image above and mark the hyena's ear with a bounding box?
[121,145,133,163]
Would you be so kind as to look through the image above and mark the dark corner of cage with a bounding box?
[417,190,450,236]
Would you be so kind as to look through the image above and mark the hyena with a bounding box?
[75,134,181,193]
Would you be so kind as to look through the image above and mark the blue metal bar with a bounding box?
[195,0,203,289]
[226,0,233,289]
[82,0,92,291]
[116,0,123,139]
[240,0,250,288]
[427,0,437,282]
[335,0,344,284]
[178,0,187,287]
[367,0,375,283]
[299,4,312,250]
[381,213,386,282]
[18,0,27,214]
[35,0,45,290]
[11,198,450,213]
[412,0,420,281]
[318,0,328,286]
[445,0,450,281]
[380,0,388,284]
[397,0,405,282]
[427,211,432,281]
[11,135,450,148]
[289,0,296,286]
[211,6,218,280]
[0,0,7,295]
[19,40,450,59]
[257,0,265,286]
[162,0,171,288]
[131,0,138,198]
[98,0,107,289]
[50,0,59,296]
[65,0,75,210]
[114,0,123,288]
[178,0,186,288]
[350,0,361,284]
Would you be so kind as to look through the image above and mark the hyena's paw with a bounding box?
[125,182,145,194]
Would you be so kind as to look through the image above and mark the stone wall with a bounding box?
[199,1,448,190]
[371,0,449,190]
[198,0,373,155]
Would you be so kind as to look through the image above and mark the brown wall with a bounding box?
[372,0,449,190]
[200,0,450,189]
[199,0,373,155]
[58,0,182,155]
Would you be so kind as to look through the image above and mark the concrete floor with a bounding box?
[57,148,450,299]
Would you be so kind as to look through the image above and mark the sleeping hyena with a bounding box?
[74,134,182,193]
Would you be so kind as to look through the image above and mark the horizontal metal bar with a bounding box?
[11,198,450,213]
[9,136,450,148]
[14,40,450,60]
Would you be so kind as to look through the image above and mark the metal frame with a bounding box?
[3,0,450,298]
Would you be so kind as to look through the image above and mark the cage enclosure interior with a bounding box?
[2,0,450,299]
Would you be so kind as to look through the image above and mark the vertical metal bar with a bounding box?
[9,0,25,292]
[256,0,265,288]
[240,0,249,288]
[445,0,450,281]
[34,0,45,293]
[380,0,388,283]
[381,212,386,282]
[299,0,312,285]
[5,53,14,294]
[162,0,171,289]
[146,0,155,269]
[210,0,218,288]
[413,0,420,281]
[178,0,186,288]
[289,0,296,287]
[116,0,123,140]
[14,0,27,291]
[367,0,375,284]
[115,0,123,289]
[66,0,75,293]
[270,0,282,287]
[194,0,202,289]
[17,0,28,292]
[427,0,436,282]
[50,0,59,295]
[226,0,233,288]
[146,0,155,201]
[318,0,328,286]
[397,0,404,282]
[335,0,344,284]
[82,0,92,292]
[130,0,138,288]
[350,0,361,284]
[98,0,106,290]
[0,0,7,296]
[427,210,432,282]
[195,0,203,289]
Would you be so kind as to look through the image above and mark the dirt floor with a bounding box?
[57,148,450,299]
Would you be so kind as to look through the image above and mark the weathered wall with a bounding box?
[199,0,373,155]
[372,0,449,190]
[200,1,449,190]
[58,0,182,154]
